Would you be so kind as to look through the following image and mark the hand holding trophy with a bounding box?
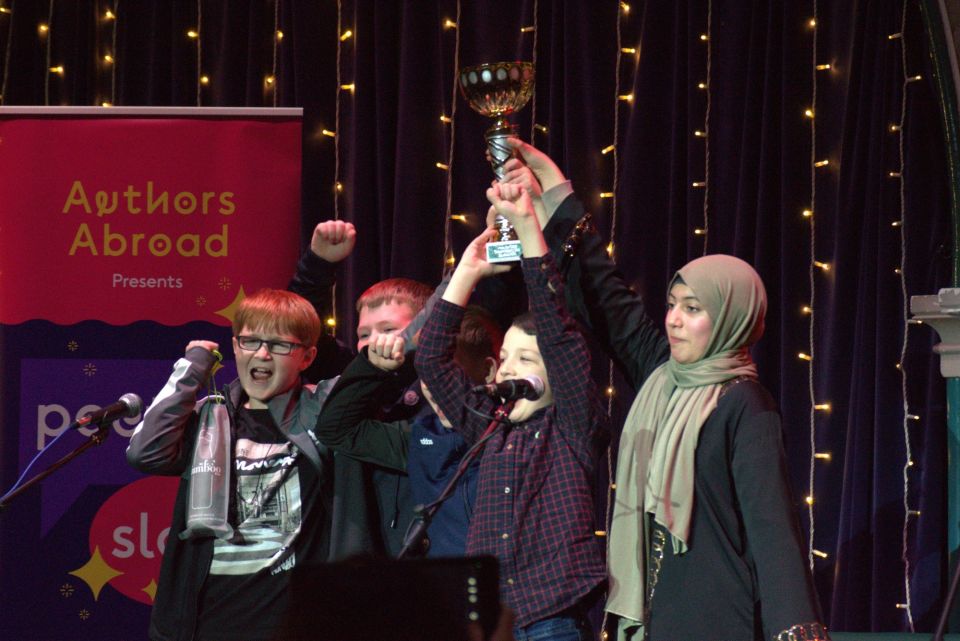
[459,61,535,263]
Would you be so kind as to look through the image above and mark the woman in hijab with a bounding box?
[603,255,827,641]
[495,140,828,641]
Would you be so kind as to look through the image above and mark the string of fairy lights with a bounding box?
[440,2,463,274]
[692,2,712,254]
[323,0,353,334]
[892,0,921,629]
[269,0,279,107]
[43,0,53,105]
[803,2,823,575]
[105,2,118,107]
[801,2,843,579]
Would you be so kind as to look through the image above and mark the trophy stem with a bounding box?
[485,117,517,182]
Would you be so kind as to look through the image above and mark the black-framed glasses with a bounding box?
[236,335,305,355]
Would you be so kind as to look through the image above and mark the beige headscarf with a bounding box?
[606,254,767,624]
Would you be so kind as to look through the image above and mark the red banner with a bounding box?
[0,112,302,326]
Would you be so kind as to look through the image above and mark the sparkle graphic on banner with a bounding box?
[142,579,158,601]
[218,276,233,291]
[196,295,207,307]
[60,582,75,597]
[215,285,247,324]
[79,608,91,620]
[67,340,78,352]
[83,363,97,377]
[69,546,124,600]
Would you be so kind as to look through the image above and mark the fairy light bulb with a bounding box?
[340,29,353,41]
[187,29,199,39]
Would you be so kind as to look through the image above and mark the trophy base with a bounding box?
[486,240,523,263]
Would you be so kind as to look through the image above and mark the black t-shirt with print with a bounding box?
[195,407,326,641]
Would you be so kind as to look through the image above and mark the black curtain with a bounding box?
[0,0,953,631]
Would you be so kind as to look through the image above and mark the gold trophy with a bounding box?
[459,61,535,263]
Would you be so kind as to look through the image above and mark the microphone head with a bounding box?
[520,375,545,400]
[120,393,144,417]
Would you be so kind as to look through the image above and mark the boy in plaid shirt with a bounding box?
[412,181,607,640]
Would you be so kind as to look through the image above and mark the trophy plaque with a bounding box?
[459,61,535,263]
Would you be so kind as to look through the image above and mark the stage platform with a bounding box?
[833,635,960,640]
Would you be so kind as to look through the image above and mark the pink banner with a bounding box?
[0,114,302,326]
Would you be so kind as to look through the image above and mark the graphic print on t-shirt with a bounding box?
[209,438,302,576]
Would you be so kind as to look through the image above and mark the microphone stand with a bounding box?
[0,423,111,512]
[397,401,514,559]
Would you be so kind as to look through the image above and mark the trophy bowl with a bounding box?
[458,61,535,263]
[458,61,535,118]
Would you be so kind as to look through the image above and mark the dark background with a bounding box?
[0,0,955,634]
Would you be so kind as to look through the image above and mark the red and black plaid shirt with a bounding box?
[415,255,607,628]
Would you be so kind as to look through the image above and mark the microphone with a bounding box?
[472,376,545,401]
[75,393,144,428]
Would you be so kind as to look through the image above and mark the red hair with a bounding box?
[232,289,321,347]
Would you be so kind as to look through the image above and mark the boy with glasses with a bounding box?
[126,289,338,641]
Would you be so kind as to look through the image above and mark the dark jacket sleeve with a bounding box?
[415,300,494,446]
[288,249,355,381]
[313,351,414,472]
[725,383,825,638]
[125,346,215,475]
[542,194,669,390]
